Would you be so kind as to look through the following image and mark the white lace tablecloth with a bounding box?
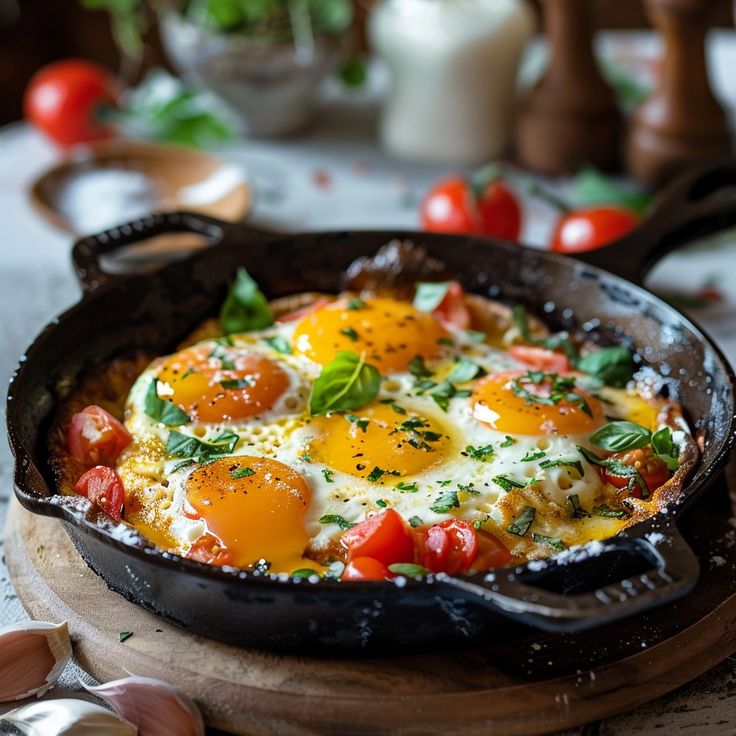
[2,30,736,735]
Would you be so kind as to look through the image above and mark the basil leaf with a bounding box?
[264,335,292,354]
[144,379,190,426]
[573,166,651,216]
[220,267,274,335]
[539,458,584,477]
[507,506,536,536]
[593,504,629,519]
[589,421,651,452]
[464,444,494,462]
[309,350,381,416]
[167,430,239,464]
[492,475,526,492]
[388,563,432,578]
[408,515,423,528]
[447,358,486,384]
[409,355,433,378]
[576,346,634,388]
[532,533,566,551]
[566,493,590,519]
[431,490,459,514]
[413,282,451,313]
[651,426,680,471]
[318,514,355,530]
[291,568,319,579]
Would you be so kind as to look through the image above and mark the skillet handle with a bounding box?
[439,521,699,633]
[574,157,736,285]
[71,211,273,294]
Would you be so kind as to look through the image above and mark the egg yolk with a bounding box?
[292,297,449,374]
[185,456,312,572]
[307,403,450,480]
[156,344,289,423]
[472,371,604,435]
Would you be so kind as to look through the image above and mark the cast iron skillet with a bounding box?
[7,161,736,653]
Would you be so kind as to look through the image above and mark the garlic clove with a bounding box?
[0,621,72,702]
[84,675,204,736]
[2,698,137,735]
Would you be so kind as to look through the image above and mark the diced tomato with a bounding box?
[74,466,125,521]
[473,531,513,570]
[68,405,131,467]
[508,345,571,373]
[342,556,391,581]
[420,519,478,574]
[341,509,415,566]
[186,533,233,566]
[599,447,671,497]
[433,281,471,329]
[276,297,331,323]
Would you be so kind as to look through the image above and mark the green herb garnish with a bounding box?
[431,490,460,514]
[566,493,590,519]
[532,533,566,551]
[220,377,254,390]
[448,358,486,384]
[395,481,419,493]
[119,631,133,643]
[322,468,335,483]
[388,563,432,577]
[346,414,369,432]
[593,504,629,519]
[409,355,433,378]
[231,466,255,479]
[507,506,536,536]
[340,326,359,341]
[521,450,546,462]
[264,335,292,354]
[463,444,494,462]
[500,436,516,447]
[539,458,584,477]
[167,430,239,464]
[367,466,399,482]
[144,378,190,426]
[347,297,366,310]
[589,421,652,452]
[408,516,423,528]
[492,475,526,493]
[309,350,381,415]
[319,514,354,530]
[413,281,451,313]
[220,267,273,334]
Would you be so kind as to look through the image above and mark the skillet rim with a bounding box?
[7,227,736,595]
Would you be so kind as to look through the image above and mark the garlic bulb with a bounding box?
[0,621,72,702]
[2,699,136,735]
[84,675,204,736]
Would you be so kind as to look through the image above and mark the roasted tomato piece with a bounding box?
[342,556,391,581]
[473,531,513,570]
[550,206,639,253]
[68,405,132,467]
[433,281,471,329]
[341,509,415,566]
[599,446,672,497]
[186,533,233,566]
[276,296,331,323]
[421,519,478,574]
[74,466,125,521]
[508,345,571,373]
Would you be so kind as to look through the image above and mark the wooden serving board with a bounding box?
[5,464,736,736]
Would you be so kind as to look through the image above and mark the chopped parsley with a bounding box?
[340,326,359,341]
[500,436,516,447]
[230,466,255,479]
[408,515,423,528]
[299,452,311,462]
[220,377,254,390]
[119,631,133,643]
[492,475,526,493]
[532,533,566,551]
[447,358,486,384]
[463,444,495,462]
[264,335,292,354]
[458,482,479,495]
[180,367,196,380]
[429,380,470,412]
[367,466,400,482]
[321,468,335,483]
[511,371,592,417]
[346,414,369,432]
[540,458,585,477]
[520,450,546,462]
[347,297,366,310]
[389,403,407,415]
[319,514,354,530]
[436,479,453,487]
[409,355,433,378]
[507,506,536,536]
[566,493,590,519]
[593,504,630,519]
[395,481,419,493]
[376,499,388,508]
[431,490,460,514]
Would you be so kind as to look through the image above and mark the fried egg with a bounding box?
[115,294,678,574]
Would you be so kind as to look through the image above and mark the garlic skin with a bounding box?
[84,675,204,736]
[0,621,72,702]
[2,698,137,735]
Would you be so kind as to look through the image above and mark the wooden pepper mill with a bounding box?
[516,0,621,175]
[626,0,732,186]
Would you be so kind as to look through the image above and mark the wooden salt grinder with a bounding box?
[626,0,732,187]
[516,0,621,175]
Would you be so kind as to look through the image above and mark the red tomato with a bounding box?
[421,176,521,240]
[421,519,478,575]
[74,466,125,521]
[508,345,571,373]
[342,557,391,581]
[24,60,117,147]
[599,447,671,497]
[341,509,415,566]
[550,206,639,254]
[68,405,132,467]
[474,531,513,570]
[433,281,471,329]
[186,533,233,566]
[276,296,331,323]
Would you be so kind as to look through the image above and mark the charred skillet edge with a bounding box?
[575,156,736,285]
[70,210,274,294]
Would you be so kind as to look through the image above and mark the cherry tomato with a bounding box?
[341,509,415,566]
[68,405,132,467]
[186,533,233,566]
[474,531,513,570]
[74,466,125,521]
[433,281,471,329]
[599,447,671,497]
[421,519,478,575]
[508,345,570,373]
[276,296,331,323]
[342,557,391,581]
[550,206,639,254]
[24,60,117,147]
[421,176,521,240]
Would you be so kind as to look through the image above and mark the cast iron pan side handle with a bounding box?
[71,211,274,295]
[439,522,699,633]
[574,158,736,285]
